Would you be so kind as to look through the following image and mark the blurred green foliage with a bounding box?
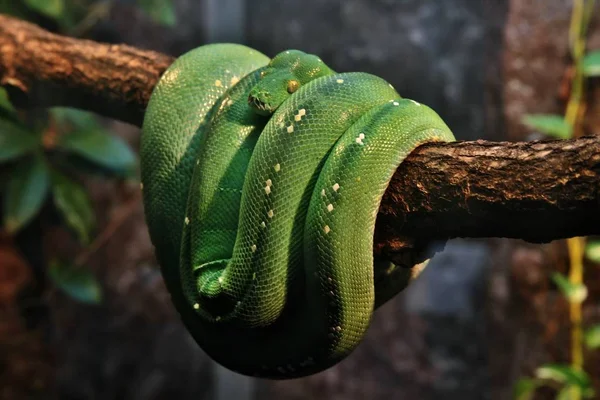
[517,1,599,399]
[516,365,595,400]
[0,0,176,33]
[0,0,173,302]
[0,89,136,302]
[49,259,103,304]
[0,98,136,237]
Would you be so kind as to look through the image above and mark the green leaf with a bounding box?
[584,240,600,263]
[51,108,103,132]
[51,171,95,245]
[0,87,16,114]
[0,119,38,162]
[583,51,600,77]
[551,272,588,303]
[137,0,176,26]
[536,364,593,395]
[0,88,20,123]
[522,114,573,139]
[3,154,49,233]
[585,324,600,350]
[48,260,102,304]
[56,129,136,175]
[514,378,538,400]
[24,0,64,19]
[556,386,575,400]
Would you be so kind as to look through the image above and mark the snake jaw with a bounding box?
[248,93,273,116]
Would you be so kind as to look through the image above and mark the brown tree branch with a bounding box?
[1,14,599,264]
[0,14,173,126]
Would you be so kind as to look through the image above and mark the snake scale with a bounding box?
[140,43,455,379]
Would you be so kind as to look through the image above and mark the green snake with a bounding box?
[140,43,454,379]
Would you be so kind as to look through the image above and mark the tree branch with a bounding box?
[0,14,173,126]
[1,14,599,264]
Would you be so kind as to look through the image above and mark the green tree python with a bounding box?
[140,43,455,379]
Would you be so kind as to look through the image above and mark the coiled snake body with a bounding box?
[141,44,454,379]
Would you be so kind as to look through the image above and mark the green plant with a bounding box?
[0,0,176,36]
[1,88,136,303]
[0,0,174,304]
[517,0,599,399]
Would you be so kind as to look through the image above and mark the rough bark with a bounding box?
[1,13,599,264]
[0,14,173,126]
[375,137,600,264]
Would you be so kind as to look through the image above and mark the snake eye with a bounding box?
[287,80,300,94]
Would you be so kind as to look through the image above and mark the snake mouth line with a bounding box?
[248,95,272,115]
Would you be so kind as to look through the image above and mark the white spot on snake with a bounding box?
[260,221,266,228]
[298,109,306,116]
[335,326,342,332]
[214,79,223,87]
[219,98,230,111]
[184,216,190,225]
[252,272,257,280]
[227,99,233,106]
[329,290,334,296]
[266,179,272,187]
[410,99,421,106]
[355,132,365,145]
[332,183,340,192]
[196,159,200,165]
[193,303,200,310]
[321,189,326,196]
[324,225,331,234]
[230,76,239,85]
[274,163,281,172]
[336,79,344,84]
[294,108,307,122]
[389,83,394,89]
[264,186,271,195]
[216,316,222,321]
[393,101,399,106]
[287,124,294,134]
[218,276,223,284]
[267,209,274,218]
[327,204,334,212]
[140,182,143,190]
[251,244,257,252]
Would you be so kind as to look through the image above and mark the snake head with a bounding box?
[248,50,335,116]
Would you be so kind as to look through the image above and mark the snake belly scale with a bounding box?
[141,43,455,379]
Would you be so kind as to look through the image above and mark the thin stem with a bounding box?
[566,236,585,400]
[564,1,594,399]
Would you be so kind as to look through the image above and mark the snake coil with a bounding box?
[141,44,454,379]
